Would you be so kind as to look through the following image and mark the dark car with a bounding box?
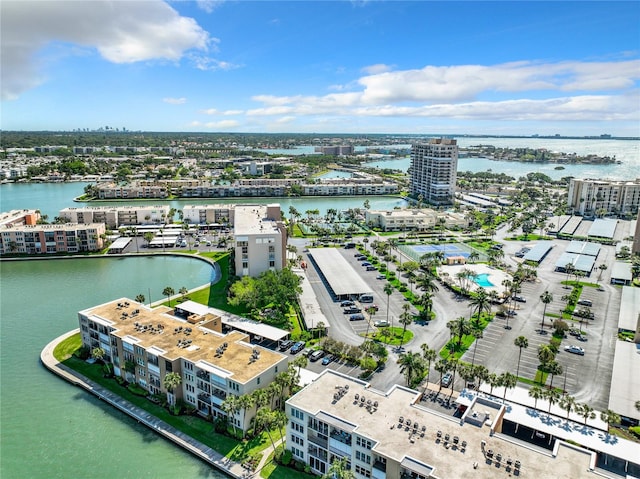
[349,313,365,321]
[376,274,386,280]
[278,340,294,351]
[366,265,377,271]
[344,306,362,314]
[290,341,305,354]
[513,296,526,303]
[340,300,355,307]
[362,261,372,267]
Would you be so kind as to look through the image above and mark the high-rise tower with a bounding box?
[409,138,458,206]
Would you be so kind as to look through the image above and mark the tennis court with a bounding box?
[409,243,471,258]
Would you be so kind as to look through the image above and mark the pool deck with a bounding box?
[437,263,511,295]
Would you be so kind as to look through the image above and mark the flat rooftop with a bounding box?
[617,286,640,332]
[588,219,617,239]
[609,341,640,422]
[234,205,281,236]
[288,370,599,479]
[308,248,371,297]
[82,298,287,384]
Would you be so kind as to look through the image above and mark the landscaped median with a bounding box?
[44,331,311,479]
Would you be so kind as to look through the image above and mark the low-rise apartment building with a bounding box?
[567,178,640,216]
[78,298,289,433]
[233,204,287,277]
[286,370,640,479]
[301,182,398,196]
[182,204,234,226]
[0,209,40,228]
[0,222,105,254]
[59,205,170,229]
[365,209,468,231]
[97,183,169,199]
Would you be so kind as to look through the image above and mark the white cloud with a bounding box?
[1,0,211,100]
[204,120,240,129]
[247,60,640,123]
[163,97,187,105]
[189,54,240,71]
[196,0,224,13]
[275,116,296,124]
[223,109,244,115]
[361,63,392,75]
[199,108,218,115]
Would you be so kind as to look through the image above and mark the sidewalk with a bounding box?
[40,329,276,479]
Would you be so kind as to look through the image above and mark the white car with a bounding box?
[564,345,585,356]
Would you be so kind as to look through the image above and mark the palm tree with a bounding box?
[435,359,450,392]
[398,304,413,346]
[559,395,576,419]
[575,403,595,425]
[255,407,277,451]
[514,336,529,379]
[162,286,175,306]
[179,286,188,300]
[420,344,436,386]
[488,373,501,397]
[470,329,483,366]
[397,351,424,387]
[91,347,106,362]
[324,457,355,479]
[447,316,470,349]
[163,372,182,406]
[547,361,563,390]
[529,385,545,410]
[545,388,561,414]
[600,409,621,431]
[221,395,240,436]
[597,263,608,281]
[500,372,517,400]
[383,283,394,325]
[469,287,491,320]
[540,291,553,332]
[474,364,489,392]
[416,272,439,295]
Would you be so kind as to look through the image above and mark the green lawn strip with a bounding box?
[369,327,412,346]
[56,334,278,463]
[534,370,549,385]
[53,333,83,361]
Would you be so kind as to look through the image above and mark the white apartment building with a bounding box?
[97,183,169,199]
[301,183,398,196]
[78,298,289,433]
[286,370,640,479]
[182,204,234,226]
[409,138,458,206]
[0,222,105,254]
[59,205,170,229]
[365,209,436,231]
[233,204,287,277]
[567,178,640,216]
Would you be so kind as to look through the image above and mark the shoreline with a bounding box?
[40,330,247,479]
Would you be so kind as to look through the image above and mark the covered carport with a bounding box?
[307,248,372,300]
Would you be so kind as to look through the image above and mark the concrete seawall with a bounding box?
[40,330,249,479]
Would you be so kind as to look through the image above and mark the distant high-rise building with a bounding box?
[409,138,458,206]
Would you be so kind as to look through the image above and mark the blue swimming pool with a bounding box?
[473,273,494,288]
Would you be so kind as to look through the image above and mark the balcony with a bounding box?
[308,433,328,449]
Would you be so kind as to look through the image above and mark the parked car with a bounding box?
[441,373,453,387]
[374,320,390,327]
[355,253,365,258]
[309,350,325,362]
[321,355,335,365]
[344,306,362,314]
[576,334,587,342]
[564,345,585,356]
[376,274,386,280]
[513,296,526,303]
[290,341,305,354]
[357,256,368,261]
[366,266,377,271]
[362,261,372,267]
[301,348,313,357]
[577,299,593,307]
[278,340,294,351]
[349,313,365,321]
[340,300,355,307]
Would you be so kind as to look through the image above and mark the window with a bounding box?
[290,407,304,420]
[356,451,371,464]
[356,437,373,450]
[355,465,371,477]
[291,421,304,434]
[291,434,304,446]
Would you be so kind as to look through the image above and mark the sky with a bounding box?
[1,1,639,136]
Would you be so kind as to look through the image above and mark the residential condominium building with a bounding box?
[78,298,289,433]
[409,138,458,206]
[567,178,640,217]
[0,209,40,228]
[0,222,105,254]
[233,204,287,277]
[364,208,469,232]
[301,182,398,196]
[59,205,171,229]
[97,182,169,199]
[286,370,640,479]
[182,204,234,227]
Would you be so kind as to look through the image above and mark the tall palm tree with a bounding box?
[540,290,553,332]
[488,373,500,397]
[537,344,555,366]
[416,272,439,295]
[545,388,561,414]
[447,316,471,349]
[398,304,413,346]
[547,361,563,390]
[255,406,277,450]
[162,286,175,306]
[469,287,491,320]
[528,385,545,410]
[163,372,182,405]
[420,344,436,386]
[470,329,483,366]
[600,409,621,431]
[514,336,529,379]
[577,403,596,425]
[397,351,423,387]
[324,457,355,479]
[435,359,450,392]
[559,395,576,419]
[221,395,240,437]
[384,283,394,325]
[500,372,517,400]
[474,365,489,392]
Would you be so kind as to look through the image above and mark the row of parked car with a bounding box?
[277,340,335,365]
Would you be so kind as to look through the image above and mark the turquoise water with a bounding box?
[473,273,494,288]
[0,256,226,479]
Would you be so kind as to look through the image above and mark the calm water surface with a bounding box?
[0,256,226,479]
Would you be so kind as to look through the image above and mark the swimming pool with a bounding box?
[473,273,494,288]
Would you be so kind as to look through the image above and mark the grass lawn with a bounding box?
[369,327,413,346]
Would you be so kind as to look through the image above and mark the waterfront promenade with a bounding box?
[40,329,276,479]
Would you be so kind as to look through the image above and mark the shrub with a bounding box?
[280,449,293,466]
[74,345,91,360]
[629,426,640,438]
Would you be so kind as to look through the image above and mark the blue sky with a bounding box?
[1,1,639,136]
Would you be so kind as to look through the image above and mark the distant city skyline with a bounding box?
[1,1,639,136]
